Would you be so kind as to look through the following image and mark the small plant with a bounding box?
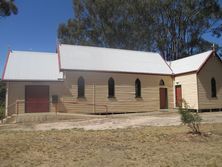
[178,100,202,134]
[0,104,5,122]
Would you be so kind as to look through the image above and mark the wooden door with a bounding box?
[25,85,49,113]
[159,88,168,109]
[175,85,182,107]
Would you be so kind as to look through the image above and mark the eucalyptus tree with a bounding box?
[0,0,18,17]
[58,0,222,60]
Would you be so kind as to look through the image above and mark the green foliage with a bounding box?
[0,82,5,121]
[0,104,5,120]
[58,0,222,60]
[0,0,18,17]
[179,101,202,134]
[0,82,6,106]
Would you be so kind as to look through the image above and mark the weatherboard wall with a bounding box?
[7,82,66,115]
[197,54,222,110]
[174,73,199,109]
[62,71,174,113]
[6,71,174,115]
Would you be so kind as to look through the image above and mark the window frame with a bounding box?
[159,79,165,86]
[211,78,217,98]
[135,78,141,98]
[77,76,85,98]
[108,77,115,98]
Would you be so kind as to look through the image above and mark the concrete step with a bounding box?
[4,116,16,124]
[5,112,102,123]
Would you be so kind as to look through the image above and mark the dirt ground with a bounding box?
[1,112,222,131]
[0,123,222,167]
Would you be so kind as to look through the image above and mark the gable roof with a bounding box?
[58,44,173,75]
[169,50,213,75]
[2,50,63,81]
[2,44,218,81]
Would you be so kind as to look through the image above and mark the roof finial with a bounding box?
[7,45,11,53]
[56,38,61,46]
[212,43,216,51]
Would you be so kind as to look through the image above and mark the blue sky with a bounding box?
[0,0,73,77]
[0,0,222,77]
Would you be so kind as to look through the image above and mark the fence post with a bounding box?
[93,84,96,113]
[16,100,18,115]
[55,103,58,116]
[5,82,9,117]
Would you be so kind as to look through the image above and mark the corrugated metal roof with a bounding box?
[59,44,173,75]
[2,45,215,81]
[169,50,213,75]
[3,51,63,81]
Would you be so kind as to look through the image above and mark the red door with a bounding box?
[159,88,168,109]
[175,85,182,107]
[25,85,49,113]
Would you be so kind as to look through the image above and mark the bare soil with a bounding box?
[1,112,222,131]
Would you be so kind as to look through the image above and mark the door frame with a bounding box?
[159,87,168,109]
[175,85,182,107]
[25,85,50,113]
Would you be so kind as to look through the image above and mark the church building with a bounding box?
[2,44,222,116]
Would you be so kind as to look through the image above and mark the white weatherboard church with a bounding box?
[2,44,222,116]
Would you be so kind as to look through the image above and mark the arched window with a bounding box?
[135,79,141,98]
[108,77,115,98]
[78,77,85,98]
[211,78,217,97]
[159,79,165,86]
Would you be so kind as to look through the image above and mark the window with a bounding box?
[78,77,85,98]
[108,77,115,98]
[211,78,217,98]
[159,79,165,86]
[135,79,141,98]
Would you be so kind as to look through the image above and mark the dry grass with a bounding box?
[0,124,222,167]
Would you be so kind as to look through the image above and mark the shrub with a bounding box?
[178,100,202,134]
[0,105,5,121]
[0,82,6,105]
